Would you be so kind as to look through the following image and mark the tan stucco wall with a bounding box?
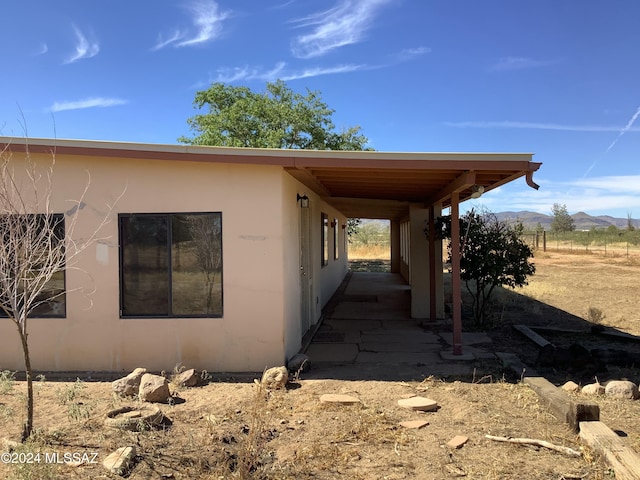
[281,171,349,363]
[1,153,290,373]
[0,152,350,373]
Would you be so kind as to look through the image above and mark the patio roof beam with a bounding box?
[284,167,331,197]
[425,170,476,206]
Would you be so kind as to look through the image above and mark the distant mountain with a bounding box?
[494,211,639,231]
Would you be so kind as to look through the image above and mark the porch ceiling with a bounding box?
[284,154,541,220]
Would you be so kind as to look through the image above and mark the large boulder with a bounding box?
[605,380,640,400]
[261,366,289,390]
[112,368,147,397]
[582,382,605,396]
[174,368,200,388]
[138,373,171,403]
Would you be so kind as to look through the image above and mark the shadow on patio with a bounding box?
[302,271,500,381]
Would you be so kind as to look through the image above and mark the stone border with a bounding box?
[104,406,165,431]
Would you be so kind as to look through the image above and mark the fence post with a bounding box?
[543,231,547,252]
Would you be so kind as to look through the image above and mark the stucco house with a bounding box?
[0,137,541,373]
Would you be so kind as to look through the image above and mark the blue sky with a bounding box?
[1,0,639,219]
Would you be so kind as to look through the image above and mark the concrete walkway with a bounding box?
[303,272,498,381]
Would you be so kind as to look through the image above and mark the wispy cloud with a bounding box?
[396,46,431,61]
[210,61,370,83]
[50,97,128,113]
[605,106,640,153]
[489,56,555,72]
[33,43,48,56]
[153,0,230,50]
[445,120,640,133]
[466,175,640,217]
[64,25,99,64]
[290,0,394,59]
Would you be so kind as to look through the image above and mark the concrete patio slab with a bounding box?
[439,332,493,346]
[440,349,475,361]
[306,343,359,363]
[356,351,441,364]
[304,271,501,380]
[360,342,443,353]
[360,332,441,344]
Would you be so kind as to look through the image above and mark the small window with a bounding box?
[119,213,223,317]
[0,213,66,318]
[333,218,339,260]
[321,213,329,267]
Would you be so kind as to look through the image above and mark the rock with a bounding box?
[112,368,147,397]
[399,420,429,429]
[447,435,469,449]
[105,405,165,431]
[287,354,311,373]
[582,382,605,396]
[174,368,199,387]
[397,396,438,411]
[605,380,640,400]
[1,437,19,451]
[561,381,580,393]
[319,394,360,405]
[139,373,171,403]
[261,366,289,390]
[103,446,136,476]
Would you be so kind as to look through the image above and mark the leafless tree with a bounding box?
[0,141,121,441]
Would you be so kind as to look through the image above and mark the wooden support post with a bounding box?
[451,192,462,355]
[428,205,436,321]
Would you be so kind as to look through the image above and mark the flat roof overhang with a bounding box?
[1,137,541,219]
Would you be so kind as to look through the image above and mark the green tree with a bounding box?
[179,80,371,151]
[346,218,361,242]
[437,211,535,327]
[550,203,575,233]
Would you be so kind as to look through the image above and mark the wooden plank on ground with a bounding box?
[495,352,539,378]
[600,327,640,343]
[513,324,552,348]
[529,326,587,335]
[524,377,599,431]
[579,421,640,480]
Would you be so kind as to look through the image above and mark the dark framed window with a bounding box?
[333,218,339,260]
[321,213,329,267]
[119,212,223,318]
[0,213,66,318]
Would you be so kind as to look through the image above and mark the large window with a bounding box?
[119,213,223,317]
[0,213,65,318]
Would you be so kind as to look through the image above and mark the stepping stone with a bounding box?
[399,420,429,429]
[397,396,438,411]
[320,394,360,405]
[447,435,469,449]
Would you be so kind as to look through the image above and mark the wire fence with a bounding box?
[520,230,640,258]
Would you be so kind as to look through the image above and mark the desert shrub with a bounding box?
[55,379,93,422]
[437,211,535,327]
[586,307,606,324]
[0,370,16,395]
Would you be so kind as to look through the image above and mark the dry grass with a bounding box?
[348,244,390,260]
[0,377,617,479]
[1,249,639,479]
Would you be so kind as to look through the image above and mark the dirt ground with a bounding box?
[1,251,639,479]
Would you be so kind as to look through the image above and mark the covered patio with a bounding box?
[287,151,541,356]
